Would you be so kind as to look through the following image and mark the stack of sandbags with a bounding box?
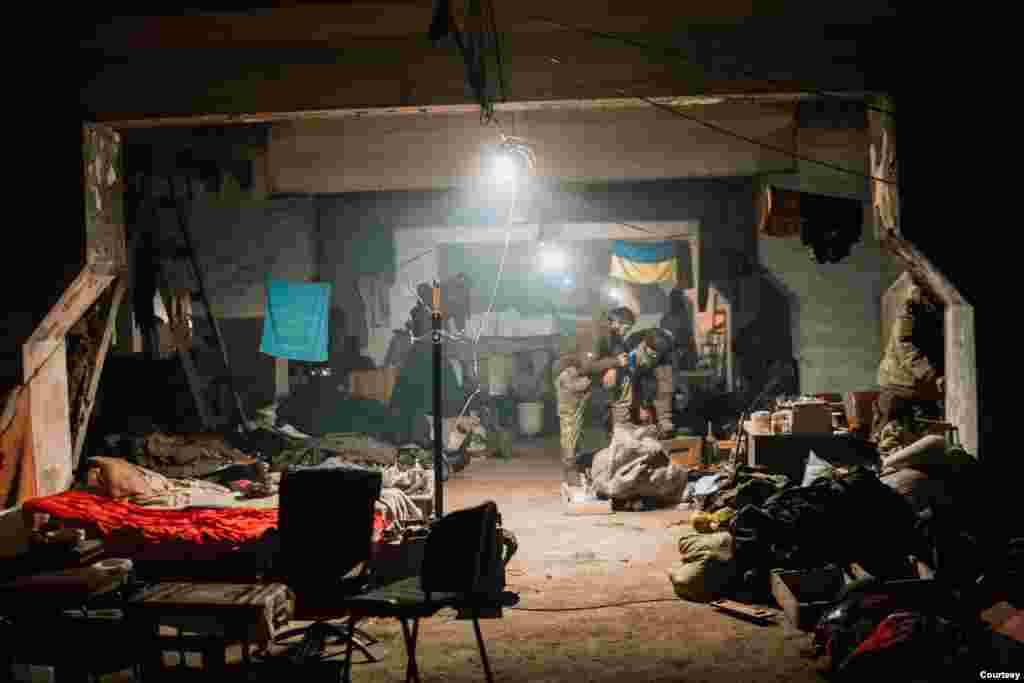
[668,531,738,602]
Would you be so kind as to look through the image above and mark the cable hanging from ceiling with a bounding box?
[429,0,509,127]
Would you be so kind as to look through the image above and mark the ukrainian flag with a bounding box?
[609,240,679,285]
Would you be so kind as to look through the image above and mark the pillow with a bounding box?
[88,457,169,500]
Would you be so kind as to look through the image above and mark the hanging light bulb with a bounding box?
[482,135,536,191]
[539,244,568,271]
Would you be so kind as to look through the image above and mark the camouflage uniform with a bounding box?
[555,355,593,485]
[872,293,944,456]
[628,328,677,437]
[580,328,631,433]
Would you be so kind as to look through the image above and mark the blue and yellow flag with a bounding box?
[609,240,678,285]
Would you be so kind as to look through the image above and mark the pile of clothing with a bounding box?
[667,464,923,604]
[107,431,259,480]
[85,455,273,509]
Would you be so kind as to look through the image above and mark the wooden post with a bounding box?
[24,340,73,496]
[868,95,899,241]
[870,95,979,456]
[71,278,127,469]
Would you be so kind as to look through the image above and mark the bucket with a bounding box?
[517,402,544,437]
[488,354,516,396]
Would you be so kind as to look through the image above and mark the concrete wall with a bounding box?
[758,204,904,394]
[139,174,900,405]
[151,195,318,413]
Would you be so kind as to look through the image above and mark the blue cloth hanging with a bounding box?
[260,279,332,362]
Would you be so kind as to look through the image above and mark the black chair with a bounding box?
[270,464,384,664]
[339,500,519,683]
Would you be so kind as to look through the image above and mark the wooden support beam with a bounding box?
[868,94,898,240]
[23,266,116,377]
[71,278,127,470]
[24,340,73,497]
[871,96,978,457]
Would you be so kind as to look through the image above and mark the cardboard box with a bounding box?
[662,436,704,467]
[790,401,833,434]
[349,367,400,403]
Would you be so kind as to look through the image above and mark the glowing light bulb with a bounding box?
[489,153,521,187]
[540,246,568,271]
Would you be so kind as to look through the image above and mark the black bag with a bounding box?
[420,501,516,598]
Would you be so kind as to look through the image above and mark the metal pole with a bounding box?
[431,280,444,520]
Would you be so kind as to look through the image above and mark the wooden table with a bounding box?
[0,567,135,680]
[126,582,294,676]
[744,432,878,483]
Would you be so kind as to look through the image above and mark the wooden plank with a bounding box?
[83,123,127,269]
[945,304,978,457]
[102,93,823,129]
[24,340,73,497]
[23,266,115,377]
[84,3,876,48]
[71,279,127,469]
[267,102,797,193]
[868,94,898,240]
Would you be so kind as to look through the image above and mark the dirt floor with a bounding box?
[251,435,827,683]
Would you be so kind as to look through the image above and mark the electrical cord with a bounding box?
[624,91,897,186]
[485,0,508,105]
[508,597,682,612]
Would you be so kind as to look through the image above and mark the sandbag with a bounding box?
[668,531,737,602]
[590,424,686,502]
[691,508,735,533]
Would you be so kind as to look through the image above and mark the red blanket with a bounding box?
[23,490,278,545]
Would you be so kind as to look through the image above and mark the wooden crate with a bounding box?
[349,367,400,403]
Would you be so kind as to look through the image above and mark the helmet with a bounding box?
[607,306,636,327]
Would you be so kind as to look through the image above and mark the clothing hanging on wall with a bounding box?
[357,275,390,329]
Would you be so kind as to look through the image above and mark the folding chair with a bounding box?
[340,500,519,683]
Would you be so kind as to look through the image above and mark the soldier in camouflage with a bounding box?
[555,354,594,487]
[580,307,634,435]
[872,279,945,456]
[552,307,631,488]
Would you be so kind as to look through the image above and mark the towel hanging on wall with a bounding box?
[260,279,332,362]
